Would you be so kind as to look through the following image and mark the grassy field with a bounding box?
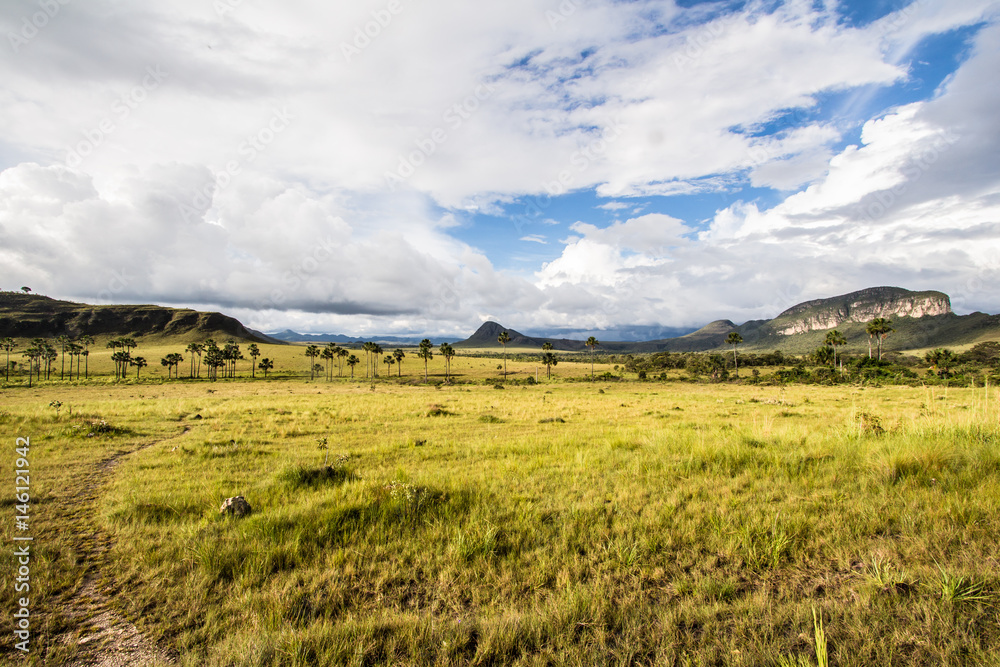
[2,365,999,665]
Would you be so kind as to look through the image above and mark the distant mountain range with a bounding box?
[267,330,463,345]
[4,287,997,354]
[455,287,1000,354]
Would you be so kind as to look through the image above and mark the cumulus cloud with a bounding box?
[1,0,998,335]
[535,19,1000,326]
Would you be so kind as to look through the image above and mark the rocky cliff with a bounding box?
[770,287,952,335]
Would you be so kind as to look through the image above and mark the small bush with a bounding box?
[279,464,354,489]
[856,411,885,436]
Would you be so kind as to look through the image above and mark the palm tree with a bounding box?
[170,353,184,378]
[78,335,94,379]
[440,343,455,379]
[320,346,333,380]
[383,354,395,377]
[541,351,558,379]
[323,343,338,380]
[372,344,384,378]
[186,342,204,378]
[222,341,241,378]
[108,337,136,379]
[22,344,41,388]
[337,347,348,377]
[210,348,225,380]
[813,345,835,367]
[418,339,433,380]
[106,338,121,377]
[346,354,360,378]
[925,348,958,378]
[162,353,184,378]
[111,351,132,379]
[258,357,274,378]
[585,336,600,379]
[362,342,374,379]
[203,340,222,380]
[1,337,16,382]
[393,349,405,377]
[56,334,71,379]
[866,318,894,361]
[876,320,894,361]
[67,342,82,379]
[42,343,57,380]
[131,356,147,379]
[305,345,321,379]
[726,332,743,378]
[248,343,260,378]
[498,331,510,380]
[825,330,847,372]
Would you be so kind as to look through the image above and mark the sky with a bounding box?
[1,0,999,339]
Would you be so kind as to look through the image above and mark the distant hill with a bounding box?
[268,330,462,346]
[455,287,999,355]
[0,293,283,344]
[650,287,996,354]
[455,321,589,351]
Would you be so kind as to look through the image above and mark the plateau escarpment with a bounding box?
[0,293,281,343]
[770,287,952,336]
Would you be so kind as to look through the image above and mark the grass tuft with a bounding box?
[278,463,355,489]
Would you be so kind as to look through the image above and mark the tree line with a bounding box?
[2,334,97,387]
[300,339,458,382]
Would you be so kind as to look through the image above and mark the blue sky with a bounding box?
[2,0,999,338]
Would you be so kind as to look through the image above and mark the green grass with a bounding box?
[2,380,1000,665]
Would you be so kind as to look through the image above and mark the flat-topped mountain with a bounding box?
[0,293,281,343]
[770,287,952,336]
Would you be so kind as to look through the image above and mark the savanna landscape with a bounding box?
[3,307,1000,665]
[5,1,1000,665]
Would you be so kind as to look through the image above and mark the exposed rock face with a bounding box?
[220,496,251,517]
[772,287,952,335]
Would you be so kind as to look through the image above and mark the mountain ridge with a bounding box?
[0,293,284,344]
[455,287,997,353]
[3,286,996,354]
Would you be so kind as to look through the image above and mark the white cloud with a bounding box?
[531,18,1000,327]
[1,1,998,335]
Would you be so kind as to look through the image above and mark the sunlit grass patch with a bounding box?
[3,381,1000,664]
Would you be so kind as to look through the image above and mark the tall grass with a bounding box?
[1,381,999,664]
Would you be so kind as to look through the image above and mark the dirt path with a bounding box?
[51,427,191,666]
